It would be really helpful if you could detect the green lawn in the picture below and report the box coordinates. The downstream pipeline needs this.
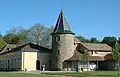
[42,71,119,77]
[0,71,119,77]
[0,72,60,77]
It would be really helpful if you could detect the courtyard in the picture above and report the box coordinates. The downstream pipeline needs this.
[0,71,118,77]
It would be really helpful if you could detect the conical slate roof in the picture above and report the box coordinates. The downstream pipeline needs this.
[52,10,74,35]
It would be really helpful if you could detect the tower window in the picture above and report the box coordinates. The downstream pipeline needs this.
[58,50,60,54]
[56,36,60,41]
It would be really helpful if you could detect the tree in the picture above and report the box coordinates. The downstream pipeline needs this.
[4,27,28,44]
[112,42,120,76]
[27,24,48,45]
[27,24,54,48]
[76,36,90,43]
[17,27,28,44]
[0,33,5,49]
[3,33,15,44]
[0,38,6,49]
[102,37,117,47]
[41,26,54,48]
[3,24,53,48]
[118,37,120,44]
[3,33,20,44]
[82,49,89,71]
[0,33,3,38]
[90,37,100,43]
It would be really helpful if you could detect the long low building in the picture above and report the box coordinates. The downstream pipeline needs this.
[0,43,51,71]
[0,42,113,71]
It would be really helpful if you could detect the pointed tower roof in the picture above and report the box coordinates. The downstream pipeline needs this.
[51,10,74,35]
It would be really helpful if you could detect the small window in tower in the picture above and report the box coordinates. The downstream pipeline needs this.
[58,50,60,54]
[56,36,60,41]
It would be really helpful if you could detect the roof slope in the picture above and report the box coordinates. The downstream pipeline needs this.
[74,37,81,43]
[0,43,51,55]
[80,43,112,51]
[0,44,20,53]
[67,51,111,61]
[52,10,74,35]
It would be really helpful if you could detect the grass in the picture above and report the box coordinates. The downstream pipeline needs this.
[0,72,60,77]
[42,71,119,77]
[0,71,119,77]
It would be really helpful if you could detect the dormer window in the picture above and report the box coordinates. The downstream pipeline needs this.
[95,51,98,54]
[91,51,96,55]
[57,50,60,54]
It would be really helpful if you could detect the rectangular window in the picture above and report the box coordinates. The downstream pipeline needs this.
[56,36,60,41]
[58,50,60,54]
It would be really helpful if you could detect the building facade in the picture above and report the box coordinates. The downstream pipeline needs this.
[0,10,113,71]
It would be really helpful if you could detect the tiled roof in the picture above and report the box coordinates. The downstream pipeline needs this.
[66,51,111,61]
[79,43,112,51]
[0,43,51,55]
[0,44,20,53]
[52,10,74,35]
[74,37,81,43]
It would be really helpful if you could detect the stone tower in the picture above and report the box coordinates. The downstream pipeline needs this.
[51,10,75,70]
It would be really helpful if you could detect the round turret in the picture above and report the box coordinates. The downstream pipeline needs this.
[51,10,75,70]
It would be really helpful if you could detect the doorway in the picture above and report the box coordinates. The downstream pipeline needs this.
[36,60,40,70]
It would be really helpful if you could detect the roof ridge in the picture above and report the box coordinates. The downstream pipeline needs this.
[82,42,108,45]
[78,42,112,51]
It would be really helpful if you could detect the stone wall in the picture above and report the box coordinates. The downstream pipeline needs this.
[51,34,75,70]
